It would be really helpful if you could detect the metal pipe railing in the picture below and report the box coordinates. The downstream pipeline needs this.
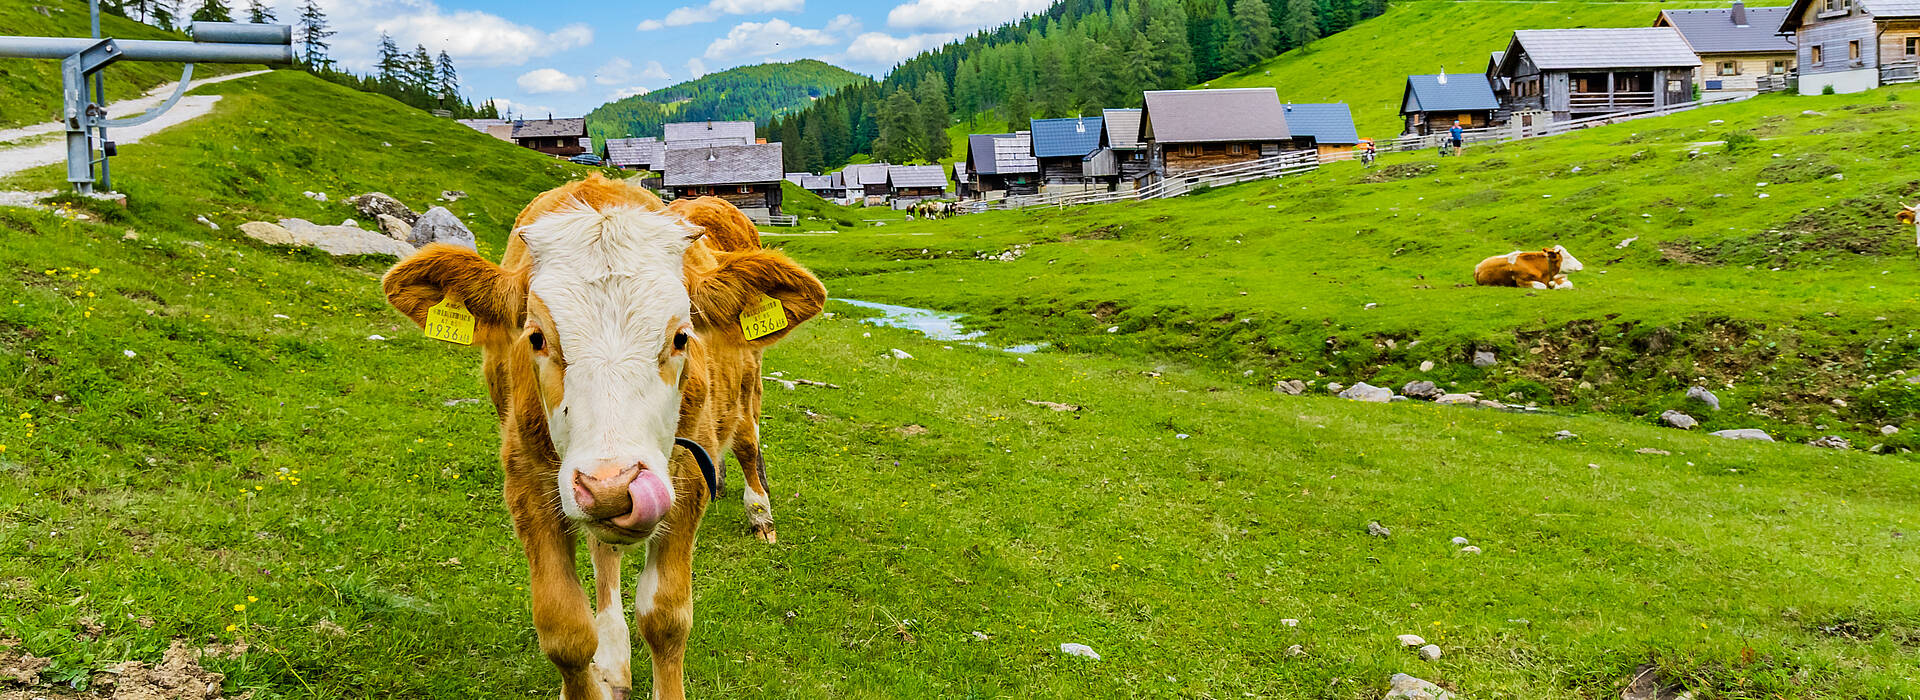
[0,36,292,63]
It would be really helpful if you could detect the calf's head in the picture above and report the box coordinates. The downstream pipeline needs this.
[383,176,824,543]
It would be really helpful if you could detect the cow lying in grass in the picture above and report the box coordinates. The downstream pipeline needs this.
[382,174,825,700]
[1473,245,1582,289]
[1899,202,1918,248]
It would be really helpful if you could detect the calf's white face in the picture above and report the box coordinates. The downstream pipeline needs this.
[519,202,697,544]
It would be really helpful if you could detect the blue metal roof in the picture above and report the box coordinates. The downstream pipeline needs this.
[1279,103,1359,145]
[1028,116,1104,158]
[1402,74,1500,114]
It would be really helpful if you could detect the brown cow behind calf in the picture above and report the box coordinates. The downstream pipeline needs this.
[381,174,825,699]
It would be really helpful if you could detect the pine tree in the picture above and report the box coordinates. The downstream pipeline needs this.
[1145,6,1195,89]
[1190,0,1227,80]
[876,88,921,163]
[190,0,231,23]
[153,0,179,30]
[1280,0,1319,49]
[915,75,951,162]
[435,51,459,100]
[409,45,435,90]
[1227,0,1277,68]
[296,0,333,68]
[1000,82,1029,125]
[1035,42,1070,118]
[375,34,402,83]
[245,0,273,23]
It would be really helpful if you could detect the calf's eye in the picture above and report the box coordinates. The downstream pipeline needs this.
[529,332,545,351]
[672,331,690,351]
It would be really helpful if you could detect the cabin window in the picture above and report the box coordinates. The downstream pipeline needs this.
[1181,145,1199,157]
[1821,0,1848,12]
[1850,40,1862,63]
[1908,37,1918,57]
[737,186,752,194]
[1132,152,1145,161]
[1229,144,1246,155]
[1718,61,1739,76]
[1811,45,1823,66]
[1772,60,1789,74]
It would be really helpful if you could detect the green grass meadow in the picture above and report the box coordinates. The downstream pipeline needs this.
[0,19,1917,700]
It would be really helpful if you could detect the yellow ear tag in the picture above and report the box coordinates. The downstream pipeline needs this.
[424,297,476,345]
[739,294,788,341]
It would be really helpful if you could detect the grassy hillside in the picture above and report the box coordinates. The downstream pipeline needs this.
[4,59,1920,700]
[587,59,868,144]
[1204,0,1722,137]
[0,0,249,129]
[782,86,1920,449]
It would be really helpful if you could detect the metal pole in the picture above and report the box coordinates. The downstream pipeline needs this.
[90,0,109,191]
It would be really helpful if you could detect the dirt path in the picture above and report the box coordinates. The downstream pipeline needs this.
[0,69,270,179]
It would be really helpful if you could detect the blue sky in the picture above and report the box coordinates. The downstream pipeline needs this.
[257,0,1054,118]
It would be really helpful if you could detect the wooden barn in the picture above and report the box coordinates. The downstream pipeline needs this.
[1495,28,1701,122]
[1140,88,1293,178]
[1400,71,1503,135]
[663,120,757,150]
[1657,2,1797,94]
[1100,108,1154,186]
[840,163,893,204]
[963,132,1039,197]
[604,137,664,170]
[886,164,949,202]
[662,143,785,219]
[509,117,588,157]
[1778,0,1920,94]
[1030,115,1114,186]
[799,174,836,198]
[1280,103,1362,159]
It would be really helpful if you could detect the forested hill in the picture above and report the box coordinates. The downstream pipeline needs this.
[586,59,868,142]
[768,0,1386,172]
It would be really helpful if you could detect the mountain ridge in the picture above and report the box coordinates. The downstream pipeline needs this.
[586,59,868,144]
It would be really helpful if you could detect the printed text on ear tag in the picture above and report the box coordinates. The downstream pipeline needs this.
[424,298,476,345]
[740,294,788,341]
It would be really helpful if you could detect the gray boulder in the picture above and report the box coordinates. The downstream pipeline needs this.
[1686,386,1721,411]
[256,218,416,257]
[1808,435,1851,449]
[1274,380,1306,396]
[377,214,413,242]
[1401,380,1442,400]
[1434,393,1475,405]
[1711,428,1775,442]
[1384,673,1454,700]
[347,192,419,225]
[408,206,477,250]
[1338,382,1394,403]
[1472,351,1497,368]
[1660,410,1698,430]
[1883,425,1901,436]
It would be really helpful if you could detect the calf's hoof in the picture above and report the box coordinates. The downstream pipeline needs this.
[751,523,778,544]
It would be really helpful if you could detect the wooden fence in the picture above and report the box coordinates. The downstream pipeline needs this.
[961,150,1322,213]
[1385,93,1753,154]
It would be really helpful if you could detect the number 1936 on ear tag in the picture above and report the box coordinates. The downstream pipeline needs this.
[739,294,787,340]
[424,298,475,345]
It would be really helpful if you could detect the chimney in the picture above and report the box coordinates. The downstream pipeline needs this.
[1437,68,1449,85]
[1731,0,1748,26]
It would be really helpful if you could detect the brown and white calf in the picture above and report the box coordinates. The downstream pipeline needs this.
[382,174,825,699]
[1473,245,1582,289]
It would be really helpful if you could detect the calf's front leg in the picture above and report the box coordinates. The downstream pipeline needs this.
[590,539,633,699]
[636,500,704,699]
[516,506,605,700]
[732,426,777,544]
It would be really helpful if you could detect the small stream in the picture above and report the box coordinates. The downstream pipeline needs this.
[836,298,1047,354]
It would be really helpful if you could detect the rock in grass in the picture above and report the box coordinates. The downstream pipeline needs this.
[1636,447,1672,456]
[1472,351,1497,368]
[1553,430,1579,440]
[1401,381,1442,400]
[1686,386,1721,411]
[272,218,416,257]
[1808,435,1851,449]
[890,349,913,359]
[347,192,419,225]
[1451,536,1469,545]
[1339,383,1394,403]
[1285,644,1305,657]
[1419,644,1443,661]
[1385,673,1454,700]
[1419,360,1435,372]
[409,206,477,250]
[1711,428,1775,441]
[1367,521,1392,538]
[1460,546,1482,554]
[1059,643,1099,660]
[1396,634,1425,647]
[1274,380,1306,396]
[239,221,300,246]
[1327,382,1346,393]
[377,214,413,242]
[1660,410,1698,430]
[1883,425,1902,436]
[1434,393,1475,405]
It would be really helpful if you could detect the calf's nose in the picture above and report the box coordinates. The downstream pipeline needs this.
[573,461,640,515]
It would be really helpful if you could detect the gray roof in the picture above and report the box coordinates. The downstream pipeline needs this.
[1141,88,1290,144]
[800,174,833,190]
[967,133,1009,174]
[1030,116,1104,157]
[1280,103,1360,145]
[888,164,948,188]
[663,120,756,144]
[1504,28,1700,71]
[665,136,754,151]
[456,118,509,133]
[1102,108,1143,149]
[1659,5,1796,54]
[1778,0,1920,31]
[952,160,968,180]
[993,132,1038,173]
[842,162,892,186]
[1402,73,1501,113]
[511,117,587,139]
[662,143,784,187]
[1488,51,1504,72]
[604,137,663,168]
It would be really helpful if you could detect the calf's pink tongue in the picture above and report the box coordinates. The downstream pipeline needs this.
[614,470,672,530]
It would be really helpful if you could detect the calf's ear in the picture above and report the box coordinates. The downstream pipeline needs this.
[382,243,522,333]
[691,249,826,347]
[669,196,762,251]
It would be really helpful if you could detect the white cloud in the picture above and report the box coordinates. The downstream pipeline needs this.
[518,68,584,94]
[685,58,709,78]
[350,1,593,68]
[705,18,841,59]
[638,0,804,30]
[594,58,673,87]
[639,61,671,81]
[824,13,861,33]
[886,0,1051,31]
[610,86,652,100]
[841,31,961,65]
